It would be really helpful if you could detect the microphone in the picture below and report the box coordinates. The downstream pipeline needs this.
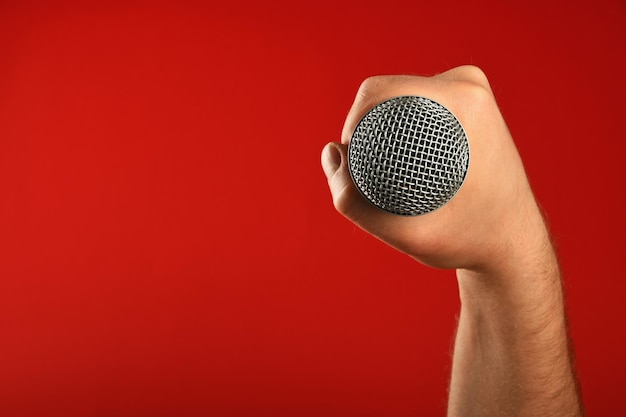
[348,96,470,216]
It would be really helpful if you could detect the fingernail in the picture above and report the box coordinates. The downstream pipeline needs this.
[321,143,342,179]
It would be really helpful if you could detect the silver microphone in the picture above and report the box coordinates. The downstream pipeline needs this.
[348,96,470,216]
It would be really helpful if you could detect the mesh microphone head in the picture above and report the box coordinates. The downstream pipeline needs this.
[348,96,470,216]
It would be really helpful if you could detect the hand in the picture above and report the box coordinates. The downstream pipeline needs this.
[321,65,548,274]
[322,66,585,416]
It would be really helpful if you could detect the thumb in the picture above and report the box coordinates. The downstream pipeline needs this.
[321,142,380,225]
[321,142,343,181]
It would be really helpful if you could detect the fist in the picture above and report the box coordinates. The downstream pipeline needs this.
[322,66,547,273]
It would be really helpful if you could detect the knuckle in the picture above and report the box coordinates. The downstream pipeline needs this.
[332,180,355,216]
[356,75,411,101]
[447,75,495,113]
[332,179,366,224]
[356,76,386,101]
[440,65,493,96]
[456,65,490,88]
[461,79,494,105]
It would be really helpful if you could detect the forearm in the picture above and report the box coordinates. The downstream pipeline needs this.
[448,228,584,416]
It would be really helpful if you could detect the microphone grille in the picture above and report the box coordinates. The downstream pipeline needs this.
[348,96,470,216]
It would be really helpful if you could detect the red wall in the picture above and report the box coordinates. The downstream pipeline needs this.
[1,1,624,415]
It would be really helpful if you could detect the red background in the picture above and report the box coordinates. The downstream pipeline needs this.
[1,1,624,415]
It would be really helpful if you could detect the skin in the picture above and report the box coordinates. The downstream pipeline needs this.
[321,66,585,417]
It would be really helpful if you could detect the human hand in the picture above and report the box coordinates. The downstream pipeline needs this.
[322,66,584,416]
[321,65,550,275]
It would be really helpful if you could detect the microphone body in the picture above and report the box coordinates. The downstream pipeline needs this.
[348,96,470,216]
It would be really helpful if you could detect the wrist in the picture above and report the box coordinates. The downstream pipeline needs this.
[456,218,564,335]
[467,189,556,276]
